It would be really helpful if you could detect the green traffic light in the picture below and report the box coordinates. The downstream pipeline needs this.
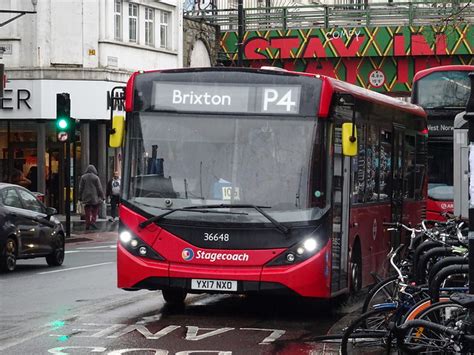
[57,118,69,130]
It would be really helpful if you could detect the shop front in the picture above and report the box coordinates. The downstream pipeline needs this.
[0,79,125,213]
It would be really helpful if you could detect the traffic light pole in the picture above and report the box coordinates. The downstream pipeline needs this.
[56,92,72,237]
[65,141,71,237]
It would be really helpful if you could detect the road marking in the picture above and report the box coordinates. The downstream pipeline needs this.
[65,251,80,254]
[68,250,116,253]
[77,245,116,250]
[38,262,114,274]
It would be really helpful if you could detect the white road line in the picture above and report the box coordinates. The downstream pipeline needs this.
[77,245,116,250]
[37,262,114,274]
[65,251,80,254]
[70,250,116,253]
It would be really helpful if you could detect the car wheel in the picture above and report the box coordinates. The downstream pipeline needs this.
[1,237,17,272]
[46,234,65,266]
[162,288,187,305]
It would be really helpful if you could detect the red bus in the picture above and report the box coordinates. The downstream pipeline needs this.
[113,67,427,304]
[411,65,474,221]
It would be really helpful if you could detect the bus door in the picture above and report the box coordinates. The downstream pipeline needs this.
[391,125,405,246]
[331,125,351,294]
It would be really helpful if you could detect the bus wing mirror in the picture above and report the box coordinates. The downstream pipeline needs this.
[109,115,125,148]
[342,123,358,156]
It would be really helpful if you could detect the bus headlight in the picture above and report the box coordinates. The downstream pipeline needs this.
[266,236,321,266]
[303,238,317,252]
[119,229,165,261]
[119,231,132,243]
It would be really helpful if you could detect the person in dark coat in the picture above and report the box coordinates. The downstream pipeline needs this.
[11,168,32,189]
[78,164,105,230]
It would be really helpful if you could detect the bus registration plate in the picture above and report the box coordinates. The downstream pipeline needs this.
[191,279,238,292]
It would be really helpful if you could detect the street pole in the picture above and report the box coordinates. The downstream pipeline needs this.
[65,141,71,237]
[237,0,244,67]
[466,72,474,293]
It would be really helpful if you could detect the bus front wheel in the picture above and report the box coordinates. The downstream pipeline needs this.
[162,288,187,305]
[350,242,362,293]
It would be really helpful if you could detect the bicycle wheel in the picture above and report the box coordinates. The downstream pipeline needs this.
[397,319,463,354]
[340,307,397,355]
[414,300,466,325]
[362,275,399,313]
[363,276,428,315]
[403,297,450,322]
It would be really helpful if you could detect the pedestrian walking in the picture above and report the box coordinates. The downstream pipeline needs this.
[11,168,32,189]
[78,164,105,230]
[106,171,121,222]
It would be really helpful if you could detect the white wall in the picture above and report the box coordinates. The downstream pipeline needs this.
[0,0,182,73]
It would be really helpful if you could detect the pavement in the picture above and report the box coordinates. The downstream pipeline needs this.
[57,213,119,243]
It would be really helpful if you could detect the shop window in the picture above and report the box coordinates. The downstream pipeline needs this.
[379,129,392,201]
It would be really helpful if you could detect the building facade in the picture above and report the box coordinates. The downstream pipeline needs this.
[0,0,183,212]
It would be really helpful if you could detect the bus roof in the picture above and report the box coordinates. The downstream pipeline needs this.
[126,67,426,118]
[317,74,426,118]
[413,65,474,82]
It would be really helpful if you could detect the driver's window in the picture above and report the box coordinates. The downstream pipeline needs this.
[17,189,44,213]
[1,188,23,209]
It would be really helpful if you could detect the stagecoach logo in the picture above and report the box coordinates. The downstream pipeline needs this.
[182,248,194,261]
[181,248,250,262]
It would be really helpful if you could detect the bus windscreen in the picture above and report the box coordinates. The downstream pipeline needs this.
[415,71,471,109]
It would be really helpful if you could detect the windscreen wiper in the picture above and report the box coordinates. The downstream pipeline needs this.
[138,207,248,229]
[184,204,290,235]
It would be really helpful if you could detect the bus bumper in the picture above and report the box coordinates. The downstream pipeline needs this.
[117,242,331,299]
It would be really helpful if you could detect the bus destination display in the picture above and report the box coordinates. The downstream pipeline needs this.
[152,82,302,114]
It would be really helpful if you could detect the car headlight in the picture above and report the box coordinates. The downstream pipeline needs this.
[266,237,320,266]
[119,229,165,261]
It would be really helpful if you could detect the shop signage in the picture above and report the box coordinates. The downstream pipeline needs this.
[0,88,32,109]
[0,79,124,120]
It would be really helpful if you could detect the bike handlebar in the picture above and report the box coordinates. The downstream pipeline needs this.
[383,221,421,233]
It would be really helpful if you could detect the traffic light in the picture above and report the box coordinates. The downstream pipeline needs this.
[56,93,71,142]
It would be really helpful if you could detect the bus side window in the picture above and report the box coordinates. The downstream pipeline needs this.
[415,133,428,199]
[365,125,379,202]
[352,124,366,204]
[379,129,392,201]
[404,134,416,199]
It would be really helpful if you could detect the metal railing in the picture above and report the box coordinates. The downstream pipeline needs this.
[184,1,474,31]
